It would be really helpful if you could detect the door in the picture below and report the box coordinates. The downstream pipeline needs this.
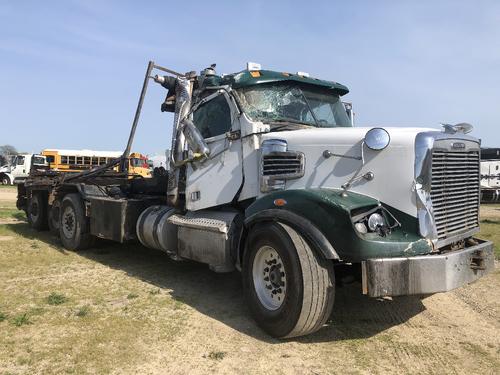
[11,155,27,178]
[185,90,243,211]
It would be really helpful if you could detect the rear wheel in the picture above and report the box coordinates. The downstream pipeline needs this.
[59,193,94,250]
[48,199,61,235]
[27,192,48,230]
[243,222,335,338]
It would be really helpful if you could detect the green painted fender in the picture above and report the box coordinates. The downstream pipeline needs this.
[244,189,432,263]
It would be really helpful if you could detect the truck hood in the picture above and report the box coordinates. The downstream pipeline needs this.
[261,126,439,217]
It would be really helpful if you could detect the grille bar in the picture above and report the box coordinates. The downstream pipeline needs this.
[430,150,480,241]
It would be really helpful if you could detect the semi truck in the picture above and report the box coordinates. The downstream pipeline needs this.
[17,61,494,338]
[0,153,47,185]
[480,148,500,203]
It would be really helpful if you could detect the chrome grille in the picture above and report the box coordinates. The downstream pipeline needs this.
[262,152,304,178]
[430,150,480,241]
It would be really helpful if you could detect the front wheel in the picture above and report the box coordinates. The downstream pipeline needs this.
[1,175,11,185]
[243,222,335,338]
[59,193,94,250]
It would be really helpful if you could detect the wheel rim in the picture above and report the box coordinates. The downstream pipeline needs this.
[252,245,287,311]
[62,206,76,238]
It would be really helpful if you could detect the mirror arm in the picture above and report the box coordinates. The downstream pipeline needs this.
[340,141,372,196]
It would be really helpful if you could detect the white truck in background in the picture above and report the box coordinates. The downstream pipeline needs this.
[481,161,500,202]
[0,154,47,185]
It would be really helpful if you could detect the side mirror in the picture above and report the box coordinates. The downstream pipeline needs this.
[182,119,210,160]
[343,102,354,126]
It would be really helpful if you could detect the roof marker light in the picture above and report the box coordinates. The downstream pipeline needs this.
[247,62,262,71]
[297,71,310,77]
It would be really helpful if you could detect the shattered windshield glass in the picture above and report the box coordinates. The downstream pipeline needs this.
[235,82,351,128]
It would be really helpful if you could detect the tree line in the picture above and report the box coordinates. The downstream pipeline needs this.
[0,145,18,166]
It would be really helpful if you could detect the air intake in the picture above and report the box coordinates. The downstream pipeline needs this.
[260,139,305,192]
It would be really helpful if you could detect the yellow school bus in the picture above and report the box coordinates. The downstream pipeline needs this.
[128,152,151,177]
[42,149,123,172]
[41,149,151,177]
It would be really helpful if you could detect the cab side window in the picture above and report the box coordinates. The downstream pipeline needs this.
[193,94,232,139]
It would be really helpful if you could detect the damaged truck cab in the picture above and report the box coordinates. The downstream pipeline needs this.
[18,61,494,338]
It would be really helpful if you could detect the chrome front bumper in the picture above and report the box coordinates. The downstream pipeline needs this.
[361,239,495,297]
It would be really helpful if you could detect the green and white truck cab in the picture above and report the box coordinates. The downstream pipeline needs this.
[22,61,493,339]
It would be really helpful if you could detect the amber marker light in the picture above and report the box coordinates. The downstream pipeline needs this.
[273,198,287,207]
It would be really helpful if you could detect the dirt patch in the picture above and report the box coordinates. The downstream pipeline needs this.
[0,186,18,202]
[0,218,25,225]
[481,205,500,219]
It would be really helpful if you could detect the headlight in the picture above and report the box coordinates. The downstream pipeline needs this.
[354,222,368,234]
[352,206,399,236]
[367,213,385,231]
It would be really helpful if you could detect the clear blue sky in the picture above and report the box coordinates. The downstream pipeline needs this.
[1,0,499,155]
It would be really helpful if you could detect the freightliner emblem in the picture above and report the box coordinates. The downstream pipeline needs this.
[451,142,466,149]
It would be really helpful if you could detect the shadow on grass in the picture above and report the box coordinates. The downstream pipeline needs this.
[480,219,500,225]
[5,223,68,254]
[6,222,426,343]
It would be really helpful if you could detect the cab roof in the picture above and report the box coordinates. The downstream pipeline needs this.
[218,69,349,96]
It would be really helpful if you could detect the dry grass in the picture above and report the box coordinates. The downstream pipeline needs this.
[479,204,500,258]
[0,220,187,374]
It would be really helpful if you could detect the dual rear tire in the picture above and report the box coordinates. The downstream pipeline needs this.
[59,193,94,250]
[27,192,93,250]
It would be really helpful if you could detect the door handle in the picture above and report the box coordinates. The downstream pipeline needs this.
[226,130,241,141]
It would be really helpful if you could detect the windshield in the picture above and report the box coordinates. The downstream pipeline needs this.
[33,156,46,165]
[235,83,351,128]
[130,158,145,167]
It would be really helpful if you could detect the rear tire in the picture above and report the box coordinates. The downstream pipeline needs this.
[27,192,48,230]
[243,222,335,338]
[59,193,94,250]
[48,199,61,235]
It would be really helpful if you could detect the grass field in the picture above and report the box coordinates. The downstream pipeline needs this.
[0,186,499,374]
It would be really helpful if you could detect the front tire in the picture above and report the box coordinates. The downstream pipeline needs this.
[243,222,335,338]
[59,193,94,250]
[1,175,11,185]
